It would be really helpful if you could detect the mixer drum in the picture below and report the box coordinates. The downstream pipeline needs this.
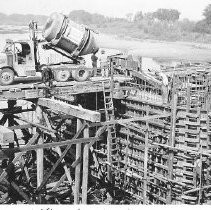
[43,13,99,57]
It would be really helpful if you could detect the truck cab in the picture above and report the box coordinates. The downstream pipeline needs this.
[0,39,37,85]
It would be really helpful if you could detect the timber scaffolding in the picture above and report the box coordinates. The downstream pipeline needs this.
[0,55,211,204]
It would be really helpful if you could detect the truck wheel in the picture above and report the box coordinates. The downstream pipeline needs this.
[54,70,71,82]
[0,68,14,85]
[72,68,90,82]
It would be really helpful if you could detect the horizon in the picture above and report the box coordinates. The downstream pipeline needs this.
[0,0,210,21]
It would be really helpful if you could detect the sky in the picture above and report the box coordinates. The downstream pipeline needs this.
[0,0,210,20]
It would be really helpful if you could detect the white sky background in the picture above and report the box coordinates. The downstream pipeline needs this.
[0,0,210,21]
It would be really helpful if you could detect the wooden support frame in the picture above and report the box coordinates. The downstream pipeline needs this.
[36,112,87,194]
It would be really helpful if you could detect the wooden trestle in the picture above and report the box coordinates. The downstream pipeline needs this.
[0,56,211,204]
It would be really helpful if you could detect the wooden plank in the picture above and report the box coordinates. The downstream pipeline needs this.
[183,137,200,143]
[0,126,14,144]
[184,121,200,126]
[181,195,197,201]
[38,98,100,122]
[82,126,89,204]
[24,89,44,99]
[177,128,200,135]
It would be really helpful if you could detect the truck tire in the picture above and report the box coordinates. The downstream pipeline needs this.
[72,68,90,82]
[0,68,14,85]
[54,69,71,82]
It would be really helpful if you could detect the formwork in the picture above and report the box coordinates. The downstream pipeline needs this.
[111,62,211,204]
[0,55,211,204]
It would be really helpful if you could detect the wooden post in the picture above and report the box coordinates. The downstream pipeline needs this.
[82,125,89,204]
[107,128,112,182]
[74,118,82,204]
[36,105,44,201]
[110,57,114,98]
[37,137,44,188]
[197,107,202,204]
[186,84,191,111]
[143,106,149,204]
[167,80,178,204]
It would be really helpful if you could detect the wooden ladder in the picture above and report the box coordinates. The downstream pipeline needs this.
[102,80,119,182]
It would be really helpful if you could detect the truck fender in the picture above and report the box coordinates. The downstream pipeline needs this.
[1,66,18,76]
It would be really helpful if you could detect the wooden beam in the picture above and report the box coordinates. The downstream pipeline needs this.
[167,88,178,204]
[82,126,89,204]
[74,119,83,204]
[38,98,101,122]
[0,136,100,159]
[184,184,211,195]
[152,142,211,157]
[90,113,170,127]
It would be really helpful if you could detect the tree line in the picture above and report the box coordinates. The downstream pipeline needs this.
[0,4,211,42]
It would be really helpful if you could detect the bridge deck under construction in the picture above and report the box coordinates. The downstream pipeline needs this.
[0,56,211,204]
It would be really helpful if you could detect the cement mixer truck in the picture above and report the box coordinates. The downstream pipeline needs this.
[0,13,100,85]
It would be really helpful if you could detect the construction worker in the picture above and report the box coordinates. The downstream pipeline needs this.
[99,49,108,77]
[91,52,98,76]
[155,71,169,104]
